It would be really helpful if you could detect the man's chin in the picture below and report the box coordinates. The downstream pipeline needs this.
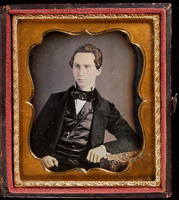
[76,83,88,89]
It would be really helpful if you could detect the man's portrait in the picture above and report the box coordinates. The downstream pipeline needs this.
[1,4,169,197]
[30,32,142,172]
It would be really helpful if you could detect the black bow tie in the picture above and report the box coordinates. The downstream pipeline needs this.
[71,89,95,101]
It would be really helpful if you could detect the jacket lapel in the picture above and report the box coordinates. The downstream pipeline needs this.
[90,90,106,148]
[53,88,72,147]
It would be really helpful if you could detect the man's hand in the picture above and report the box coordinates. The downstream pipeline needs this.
[42,156,58,168]
[86,145,107,163]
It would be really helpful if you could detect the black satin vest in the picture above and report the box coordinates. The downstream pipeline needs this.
[53,97,94,164]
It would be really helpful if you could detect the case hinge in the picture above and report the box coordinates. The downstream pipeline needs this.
[171,93,178,114]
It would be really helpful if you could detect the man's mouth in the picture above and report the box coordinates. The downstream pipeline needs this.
[77,78,87,81]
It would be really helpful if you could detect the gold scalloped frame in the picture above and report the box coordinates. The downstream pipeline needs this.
[12,14,160,187]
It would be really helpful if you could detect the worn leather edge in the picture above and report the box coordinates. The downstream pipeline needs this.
[0,9,9,198]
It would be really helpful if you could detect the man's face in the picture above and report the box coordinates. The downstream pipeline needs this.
[72,52,101,91]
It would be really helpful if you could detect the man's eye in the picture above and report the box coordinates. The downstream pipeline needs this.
[74,64,80,68]
[84,65,91,69]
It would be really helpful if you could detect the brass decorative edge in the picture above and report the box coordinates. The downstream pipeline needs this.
[13,14,158,20]
[153,15,161,187]
[12,15,21,186]
[14,180,158,187]
[12,14,161,187]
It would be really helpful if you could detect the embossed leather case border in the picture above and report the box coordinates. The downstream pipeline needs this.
[0,3,171,198]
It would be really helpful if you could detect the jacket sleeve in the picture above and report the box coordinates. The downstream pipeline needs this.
[30,94,57,158]
[103,103,141,154]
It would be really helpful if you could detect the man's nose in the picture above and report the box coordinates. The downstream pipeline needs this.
[79,66,85,75]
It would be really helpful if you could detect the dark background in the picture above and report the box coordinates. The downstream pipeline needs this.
[0,0,179,199]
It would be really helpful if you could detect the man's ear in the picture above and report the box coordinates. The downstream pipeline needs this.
[96,67,102,76]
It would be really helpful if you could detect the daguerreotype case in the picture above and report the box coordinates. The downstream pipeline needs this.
[0,3,172,198]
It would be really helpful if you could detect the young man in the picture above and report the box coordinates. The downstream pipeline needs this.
[30,44,141,172]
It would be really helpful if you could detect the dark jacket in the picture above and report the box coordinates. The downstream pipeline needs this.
[30,86,140,158]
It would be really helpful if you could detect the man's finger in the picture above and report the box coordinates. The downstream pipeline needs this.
[89,151,95,163]
[47,158,54,167]
[43,160,50,168]
[53,158,58,167]
[86,150,91,161]
[96,156,101,163]
[93,154,97,163]
[88,150,93,162]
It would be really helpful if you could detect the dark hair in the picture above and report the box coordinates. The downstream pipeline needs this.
[69,44,103,69]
